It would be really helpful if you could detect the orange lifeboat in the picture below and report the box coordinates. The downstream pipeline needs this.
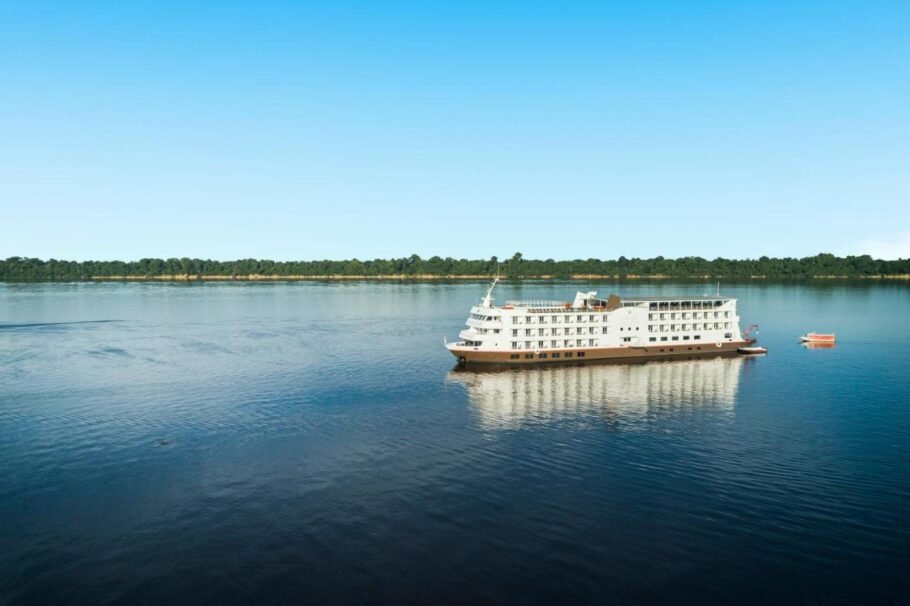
[800,332,836,343]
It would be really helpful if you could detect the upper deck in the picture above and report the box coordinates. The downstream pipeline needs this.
[498,292,734,313]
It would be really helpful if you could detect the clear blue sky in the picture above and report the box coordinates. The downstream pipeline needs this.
[1,1,908,261]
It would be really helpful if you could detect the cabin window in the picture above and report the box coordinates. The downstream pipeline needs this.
[565,352,573,358]
[661,337,668,342]
[539,353,548,359]
[725,332,733,339]
[525,353,534,359]
[683,336,690,340]
[552,353,560,358]
[694,335,701,340]
[577,352,586,358]
[510,354,519,359]
[649,337,656,342]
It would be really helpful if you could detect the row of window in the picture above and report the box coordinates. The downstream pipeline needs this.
[646,332,733,342]
[648,323,731,332]
[511,339,598,349]
[513,314,601,325]
[647,300,727,310]
[648,311,728,320]
[509,351,588,360]
[513,327,603,337]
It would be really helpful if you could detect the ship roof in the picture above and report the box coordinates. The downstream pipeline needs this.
[619,295,733,302]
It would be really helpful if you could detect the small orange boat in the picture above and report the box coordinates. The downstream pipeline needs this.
[800,332,836,343]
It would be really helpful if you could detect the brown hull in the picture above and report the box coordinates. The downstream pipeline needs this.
[448,341,751,365]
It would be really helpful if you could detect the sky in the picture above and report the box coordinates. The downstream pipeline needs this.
[1,1,908,261]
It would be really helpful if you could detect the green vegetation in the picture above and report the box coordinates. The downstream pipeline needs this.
[2,253,909,281]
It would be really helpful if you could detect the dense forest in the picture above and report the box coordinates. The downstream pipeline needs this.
[2,253,909,281]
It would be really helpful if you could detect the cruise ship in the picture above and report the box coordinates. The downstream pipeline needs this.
[445,279,756,365]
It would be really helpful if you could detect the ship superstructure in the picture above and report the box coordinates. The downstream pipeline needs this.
[445,280,753,365]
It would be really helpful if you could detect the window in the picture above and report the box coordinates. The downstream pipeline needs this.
[514,317,522,325]
[577,352,586,358]
[683,335,690,340]
[694,335,701,340]
[566,352,573,358]
[511,342,518,349]
[589,339,595,346]
[539,353,548,359]
[672,336,679,341]
[622,337,632,342]
[552,353,560,358]
[525,353,534,359]
[671,324,678,331]
[649,337,656,342]
[576,339,583,346]
[564,340,571,347]
[510,354,519,359]
[648,313,656,320]
[539,328,545,336]
[724,322,730,329]
[660,313,667,320]
[661,336,668,341]
[724,332,733,339]
[512,329,518,337]
[551,340,558,347]
[552,315,559,323]
[602,327,608,334]
[589,315,596,322]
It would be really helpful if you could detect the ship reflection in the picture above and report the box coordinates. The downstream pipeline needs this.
[447,356,746,430]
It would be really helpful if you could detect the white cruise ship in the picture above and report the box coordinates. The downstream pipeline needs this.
[445,279,755,365]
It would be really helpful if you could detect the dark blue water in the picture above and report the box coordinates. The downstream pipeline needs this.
[1,281,908,605]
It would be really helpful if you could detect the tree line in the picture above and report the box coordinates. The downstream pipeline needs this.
[1,253,908,281]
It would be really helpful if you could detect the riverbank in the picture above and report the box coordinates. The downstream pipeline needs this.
[61,273,910,281]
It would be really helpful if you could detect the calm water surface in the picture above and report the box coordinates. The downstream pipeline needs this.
[1,281,908,605]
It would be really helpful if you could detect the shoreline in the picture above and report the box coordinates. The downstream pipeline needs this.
[61,273,910,281]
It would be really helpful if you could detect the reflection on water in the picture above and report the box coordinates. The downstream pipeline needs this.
[448,355,746,430]
[802,341,837,350]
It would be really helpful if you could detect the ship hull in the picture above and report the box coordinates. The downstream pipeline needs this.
[447,340,752,365]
